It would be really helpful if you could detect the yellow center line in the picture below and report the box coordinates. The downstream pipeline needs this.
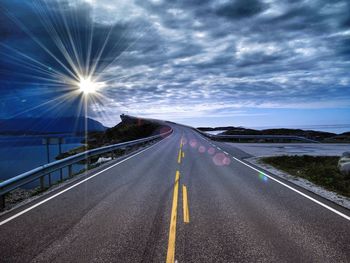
[182,185,190,223]
[166,171,180,263]
[177,148,182,164]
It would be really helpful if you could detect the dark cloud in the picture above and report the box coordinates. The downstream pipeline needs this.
[0,0,349,122]
[236,53,281,67]
[215,0,268,20]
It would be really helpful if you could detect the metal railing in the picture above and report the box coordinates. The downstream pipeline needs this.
[0,128,172,209]
[195,129,319,143]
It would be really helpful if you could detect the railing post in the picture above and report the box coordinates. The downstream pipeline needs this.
[48,174,52,187]
[58,140,63,181]
[40,176,45,191]
[0,194,5,210]
[68,165,73,178]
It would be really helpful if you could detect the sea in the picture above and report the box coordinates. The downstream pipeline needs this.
[0,135,84,188]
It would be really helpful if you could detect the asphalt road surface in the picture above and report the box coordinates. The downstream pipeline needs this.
[0,124,349,262]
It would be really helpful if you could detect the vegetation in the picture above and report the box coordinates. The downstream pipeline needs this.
[56,115,169,160]
[261,155,350,197]
[87,116,162,148]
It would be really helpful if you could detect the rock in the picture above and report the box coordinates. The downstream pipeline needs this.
[6,188,35,205]
[97,157,112,164]
[338,152,350,176]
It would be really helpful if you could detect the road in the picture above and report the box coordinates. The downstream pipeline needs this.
[0,124,349,262]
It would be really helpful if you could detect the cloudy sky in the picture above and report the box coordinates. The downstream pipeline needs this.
[0,0,349,131]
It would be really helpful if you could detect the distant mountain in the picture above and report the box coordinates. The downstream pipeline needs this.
[199,126,350,143]
[0,117,106,135]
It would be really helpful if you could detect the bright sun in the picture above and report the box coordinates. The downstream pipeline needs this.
[78,77,96,94]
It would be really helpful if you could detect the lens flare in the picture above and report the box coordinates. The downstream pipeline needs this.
[79,77,96,94]
[208,147,215,155]
[258,172,268,182]
[189,139,198,148]
[213,153,230,166]
[198,145,206,153]
[76,75,106,95]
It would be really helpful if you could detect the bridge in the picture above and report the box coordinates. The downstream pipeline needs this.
[0,122,349,262]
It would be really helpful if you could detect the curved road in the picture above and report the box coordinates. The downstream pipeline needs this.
[0,124,349,262]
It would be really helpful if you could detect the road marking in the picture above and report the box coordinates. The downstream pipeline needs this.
[177,149,182,164]
[203,140,350,222]
[182,152,185,158]
[166,170,180,263]
[182,185,190,223]
[0,136,171,226]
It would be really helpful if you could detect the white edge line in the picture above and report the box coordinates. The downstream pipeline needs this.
[199,135,350,221]
[0,135,171,226]
[230,155,350,221]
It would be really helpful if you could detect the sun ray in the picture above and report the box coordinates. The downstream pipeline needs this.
[0,43,70,81]
[0,0,153,128]
[1,5,79,80]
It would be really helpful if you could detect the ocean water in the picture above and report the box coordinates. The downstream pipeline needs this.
[0,136,84,188]
[206,130,227,135]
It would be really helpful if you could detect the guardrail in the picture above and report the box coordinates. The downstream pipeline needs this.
[196,130,319,143]
[0,128,172,209]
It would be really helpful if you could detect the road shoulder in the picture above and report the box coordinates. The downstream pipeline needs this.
[246,156,350,210]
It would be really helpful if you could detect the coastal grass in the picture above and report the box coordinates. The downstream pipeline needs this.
[261,155,350,197]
